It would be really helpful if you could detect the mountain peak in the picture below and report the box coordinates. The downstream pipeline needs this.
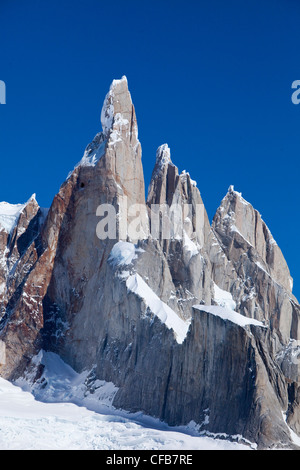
[224,185,250,206]
[214,184,293,293]
[27,193,37,204]
[72,76,138,174]
[227,185,243,198]
[100,76,132,137]
[155,144,172,167]
[111,75,128,88]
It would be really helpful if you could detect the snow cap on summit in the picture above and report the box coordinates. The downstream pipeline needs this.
[155,144,171,167]
[100,76,130,136]
[111,75,128,87]
[0,194,38,234]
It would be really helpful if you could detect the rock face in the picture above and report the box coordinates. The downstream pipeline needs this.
[0,76,300,449]
[0,195,48,377]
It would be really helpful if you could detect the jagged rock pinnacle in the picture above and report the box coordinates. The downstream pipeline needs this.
[100,76,133,137]
[155,144,171,167]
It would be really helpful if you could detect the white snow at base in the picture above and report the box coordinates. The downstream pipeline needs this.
[1,351,251,450]
[193,305,266,329]
[126,273,190,344]
[15,350,118,409]
[213,283,236,311]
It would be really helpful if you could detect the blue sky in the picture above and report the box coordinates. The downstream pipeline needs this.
[0,0,300,297]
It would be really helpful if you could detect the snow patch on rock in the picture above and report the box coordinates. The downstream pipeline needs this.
[193,304,266,329]
[0,194,36,234]
[126,272,190,344]
[213,283,236,311]
[108,241,144,267]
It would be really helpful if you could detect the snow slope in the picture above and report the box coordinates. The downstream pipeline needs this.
[193,305,266,328]
[213,283,236,311]
[0,201,26,233]
[108,241,190,344]
[0,351,252,450]
[109,241,140,267]
[126,273,190,345]
[0,194,37,233]
[195,283,266,329]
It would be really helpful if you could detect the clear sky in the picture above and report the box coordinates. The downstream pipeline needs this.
[1,0,300,298]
